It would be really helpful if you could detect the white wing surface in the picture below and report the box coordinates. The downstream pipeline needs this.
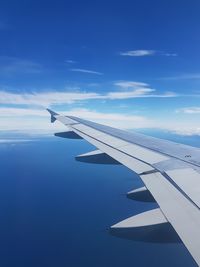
[47,109,200,266]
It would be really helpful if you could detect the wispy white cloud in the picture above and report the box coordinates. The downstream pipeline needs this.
[114,81,149,88]
[0,90,100,106]
[120,50,155,57]
[108,89,176,99]
[70,68,103,75]
[0,84,177,107]
[107,88,154,99]
[120,50,177,57]
[112,80,177,98]
[176,107,200,114]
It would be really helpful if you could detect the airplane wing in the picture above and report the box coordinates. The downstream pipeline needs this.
[47,108,200,266]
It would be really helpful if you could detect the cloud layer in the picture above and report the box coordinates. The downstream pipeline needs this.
[1,106,200,137]
[0,82,176,106]
[0,107,153,134]
[1,81,199,137]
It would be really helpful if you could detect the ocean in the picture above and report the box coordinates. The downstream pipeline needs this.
[0,131,198,267]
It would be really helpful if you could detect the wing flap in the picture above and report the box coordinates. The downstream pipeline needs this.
[141,171,200,265]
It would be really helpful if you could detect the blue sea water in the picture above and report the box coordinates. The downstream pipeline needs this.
[0,132,198,267]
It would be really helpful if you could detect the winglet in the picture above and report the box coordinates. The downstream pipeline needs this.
[46,108,58,123]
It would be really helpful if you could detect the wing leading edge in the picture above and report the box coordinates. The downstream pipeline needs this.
[47,109,200,266]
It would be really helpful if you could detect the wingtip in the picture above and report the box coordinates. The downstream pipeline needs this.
[46,108,58,116]
[46,108,59,123]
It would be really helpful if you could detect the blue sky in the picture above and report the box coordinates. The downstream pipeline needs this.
[1,0,200,136]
